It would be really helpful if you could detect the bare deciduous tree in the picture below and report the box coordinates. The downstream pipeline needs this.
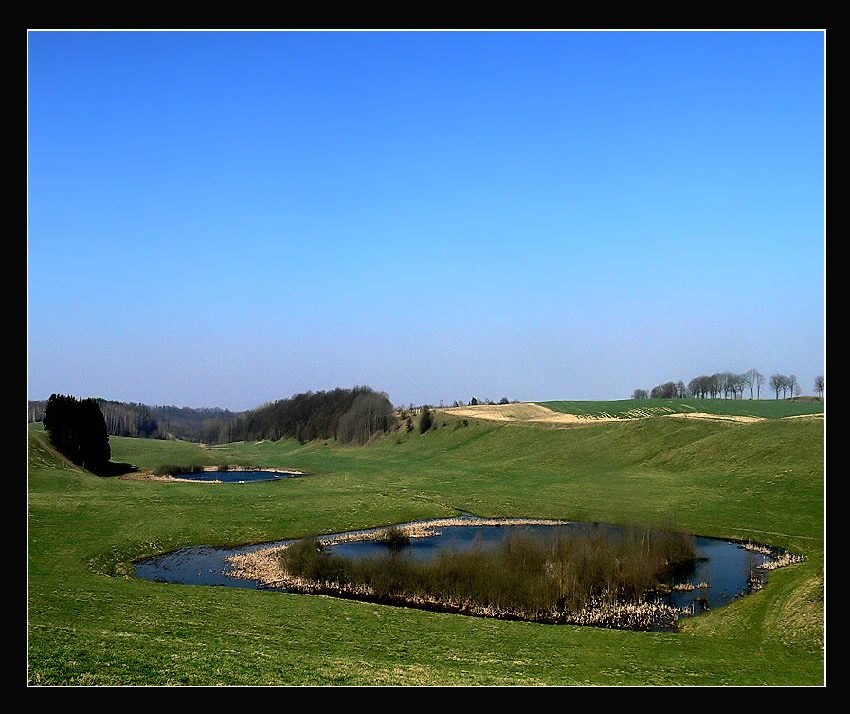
[770,374,787,399]
[636,368,815,402]
[746,369,765,399]
[788,375,798,399]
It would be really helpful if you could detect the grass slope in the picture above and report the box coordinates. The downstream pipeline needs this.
[537,397,824,420]
[27,412,825,686]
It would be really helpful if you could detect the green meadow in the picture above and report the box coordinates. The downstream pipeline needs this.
[27,403,825,686]
[538,397,825,420]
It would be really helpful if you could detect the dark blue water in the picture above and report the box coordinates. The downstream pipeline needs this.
[325,523,771,612]
[174,470,298,483]
[133,518,782,619]
[133,542,269,586]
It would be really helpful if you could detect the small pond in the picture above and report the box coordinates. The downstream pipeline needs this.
[133,516,800,629]
[170,470,300,483]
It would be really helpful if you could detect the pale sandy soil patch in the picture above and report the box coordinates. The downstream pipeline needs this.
[662,412,763,423]
[442,403,794,425]
[442,403,617,425]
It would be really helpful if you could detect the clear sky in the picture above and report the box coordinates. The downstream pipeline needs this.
[27,30,825,411]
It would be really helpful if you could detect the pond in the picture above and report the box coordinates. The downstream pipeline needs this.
[133,516,801,630]
[167,470,300,483]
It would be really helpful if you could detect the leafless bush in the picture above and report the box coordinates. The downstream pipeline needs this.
[278,525,697,622]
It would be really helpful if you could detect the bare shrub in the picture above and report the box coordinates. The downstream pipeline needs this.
[277,524,697,623]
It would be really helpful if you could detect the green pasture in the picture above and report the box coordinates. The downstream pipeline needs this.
[27,408,825,685]
[538,397,824,420]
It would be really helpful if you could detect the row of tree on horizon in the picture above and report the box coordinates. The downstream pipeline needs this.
[29,370,825,446]
[633,371,825,401]
[30,387,398,445]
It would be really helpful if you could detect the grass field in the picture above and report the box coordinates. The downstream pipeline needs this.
[537,397,825,420]
[27,402,825,686]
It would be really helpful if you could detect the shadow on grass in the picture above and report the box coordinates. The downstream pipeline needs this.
[92,461,138,477]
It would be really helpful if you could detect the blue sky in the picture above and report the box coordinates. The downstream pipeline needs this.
[27,30,825,410]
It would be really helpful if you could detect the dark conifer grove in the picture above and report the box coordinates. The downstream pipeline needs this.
[42,394,111,471]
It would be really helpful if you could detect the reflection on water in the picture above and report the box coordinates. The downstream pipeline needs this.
[170,470,299,483]
[324,522,775,613]
[133,517,792,622]
[133,543,267,587]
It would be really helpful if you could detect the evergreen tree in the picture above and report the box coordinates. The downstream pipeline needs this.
[44,394,111,471]
[419,405,433,433]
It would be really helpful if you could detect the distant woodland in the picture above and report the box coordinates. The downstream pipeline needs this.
[29,386,397,446]
[30,371,824,450]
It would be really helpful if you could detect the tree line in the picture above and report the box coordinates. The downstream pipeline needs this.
[29,398,238,442]
[30,386,397,446]
[632,370,825,401]
[225,386,396,445]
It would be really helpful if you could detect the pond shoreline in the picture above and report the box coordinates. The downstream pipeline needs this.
[225,516,805,631]
[119,465,306,483]
[251,577,692,631]
[133,516,805,632]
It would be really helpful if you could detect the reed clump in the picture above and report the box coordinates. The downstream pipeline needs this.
[380,525,411,552]
[278,524,697,629]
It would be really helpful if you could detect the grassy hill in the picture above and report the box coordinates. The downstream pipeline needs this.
[537,397,824,420]
[27,406,825,685]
